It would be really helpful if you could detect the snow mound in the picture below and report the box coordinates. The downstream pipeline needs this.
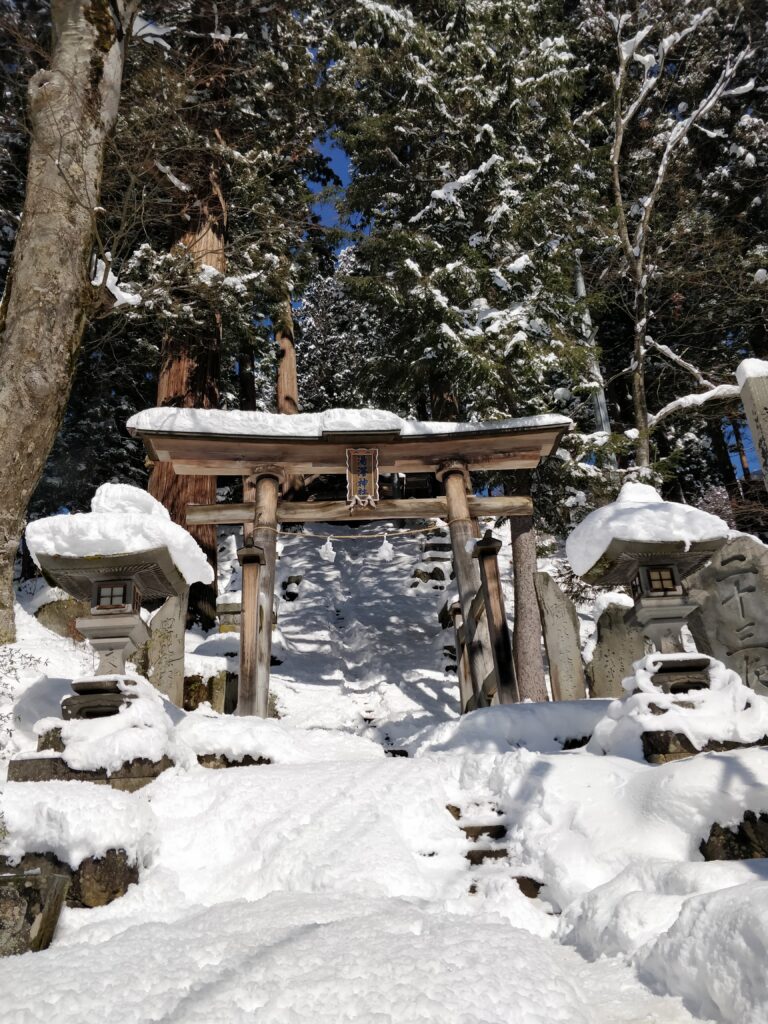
[176,706,386,764]
[587,655,768,760]
[0,780,155,869]
[638,880,768,1023]
[90,482,170,520]
[407,700,612,756]
[566,482,729,577]
[25,483,213,586]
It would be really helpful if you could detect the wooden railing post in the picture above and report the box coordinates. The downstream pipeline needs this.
[236,541,265,717]
[437,460,487,710]
[449,600,474,712]
[473,530,519,704]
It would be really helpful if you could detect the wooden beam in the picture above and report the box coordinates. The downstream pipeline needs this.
[186,495,533,526]
[171,455,542,476]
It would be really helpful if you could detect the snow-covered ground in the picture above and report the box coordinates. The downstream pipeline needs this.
[1,522,767,1023]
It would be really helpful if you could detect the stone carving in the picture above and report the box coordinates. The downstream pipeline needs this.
[146,593,189,706]
[533,572,586,700]
[589,602,645,698]
[686,535,768,695]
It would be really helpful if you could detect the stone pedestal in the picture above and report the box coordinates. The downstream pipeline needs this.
[76,613,149,675]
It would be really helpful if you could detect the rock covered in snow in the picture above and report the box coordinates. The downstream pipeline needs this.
[565,482,730,578]
[25,483,213,586]
[0,780,155,869]
[587,654,768,760]
[176,706,386,764]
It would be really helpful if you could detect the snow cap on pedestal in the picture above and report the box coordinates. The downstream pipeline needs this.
[565,482,730,581]
[25,483,213,586]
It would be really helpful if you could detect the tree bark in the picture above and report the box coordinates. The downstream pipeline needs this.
[275,297,304,497]
[275,299,299,415]
[148,215,224,630]
[0,0,138,643]
[507,473,547,702]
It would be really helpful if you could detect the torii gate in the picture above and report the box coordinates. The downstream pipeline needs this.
[127,408,571,716]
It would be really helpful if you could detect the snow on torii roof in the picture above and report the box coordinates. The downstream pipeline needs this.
[126,407,572,476]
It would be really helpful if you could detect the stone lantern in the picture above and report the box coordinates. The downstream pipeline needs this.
[567,483,730,693]
[35,547,188,718]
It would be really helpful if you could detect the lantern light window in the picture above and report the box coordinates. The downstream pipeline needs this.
[97,583,126,607]
[647,567,677,593]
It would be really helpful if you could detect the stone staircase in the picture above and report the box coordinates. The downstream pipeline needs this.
[446,802,544,899]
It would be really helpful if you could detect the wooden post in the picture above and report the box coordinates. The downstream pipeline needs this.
[235,542,265,717]
[737,359,768,493]
[473,530,518,704]
[450,601,473,712]
[437,460,487,710]
[238,467,282,717]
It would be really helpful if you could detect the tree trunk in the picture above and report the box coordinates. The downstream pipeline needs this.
[0,0,138,643]
[574,252,614,445]
[631,282,651,468]
[148,215,224,630]
[275,299,299,415]
[275,297,304,496]
[508,474,547,701]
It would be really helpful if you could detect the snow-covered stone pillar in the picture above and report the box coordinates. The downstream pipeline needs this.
[737,359,768,494]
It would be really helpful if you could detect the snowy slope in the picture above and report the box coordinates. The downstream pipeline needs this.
[1,522,767,1023]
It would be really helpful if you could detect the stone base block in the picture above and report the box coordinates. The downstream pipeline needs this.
[641,731,768,765]
[0,850,137,910]
[7,754,174,791]
[0,870,69,956]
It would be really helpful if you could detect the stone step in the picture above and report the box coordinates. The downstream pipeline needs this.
[465,847,508,867]
[460,823,507,841]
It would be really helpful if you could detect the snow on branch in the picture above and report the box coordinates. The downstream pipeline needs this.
[648,383,740,428]
[635,44,754,252]
[410,156,503,223]
[646,338,714,389]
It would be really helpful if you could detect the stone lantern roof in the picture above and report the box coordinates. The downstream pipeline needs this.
[35,546,188,604]
[566,482,730,586]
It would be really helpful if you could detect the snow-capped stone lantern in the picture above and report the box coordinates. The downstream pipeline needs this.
[25,484,213,716]
[566,483,730,690]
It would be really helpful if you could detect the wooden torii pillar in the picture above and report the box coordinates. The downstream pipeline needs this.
[237,465,283,717]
